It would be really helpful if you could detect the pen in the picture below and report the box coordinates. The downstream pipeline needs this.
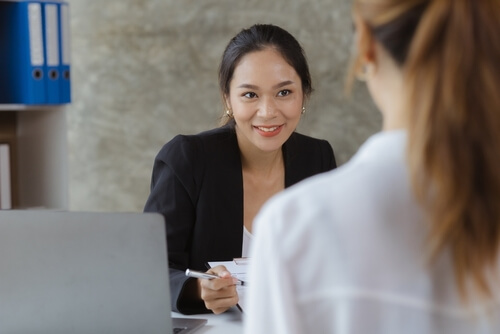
[185,269,246,286]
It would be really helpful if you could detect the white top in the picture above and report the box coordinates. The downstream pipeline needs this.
[245,130,500,334]
[242,226,253,258]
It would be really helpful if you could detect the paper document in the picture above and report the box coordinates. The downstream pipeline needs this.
[0,144,12,209]
[207,258,249,312]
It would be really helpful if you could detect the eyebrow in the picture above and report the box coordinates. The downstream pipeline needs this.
[236,80,295,90]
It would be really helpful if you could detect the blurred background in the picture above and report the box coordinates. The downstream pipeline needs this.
[67,0,381,212]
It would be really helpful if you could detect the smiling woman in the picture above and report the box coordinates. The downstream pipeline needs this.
[227,48,303,153]
[143,23,337,315]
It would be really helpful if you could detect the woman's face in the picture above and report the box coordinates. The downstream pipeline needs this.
[225,48,304,154]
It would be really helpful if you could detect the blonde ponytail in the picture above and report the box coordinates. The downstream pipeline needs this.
[351,0,500,301]
[405,0,500,299]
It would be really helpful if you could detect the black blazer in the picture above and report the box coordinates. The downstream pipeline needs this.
[144,125,336,314]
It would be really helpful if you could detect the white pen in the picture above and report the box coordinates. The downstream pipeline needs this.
[185,268,246,286]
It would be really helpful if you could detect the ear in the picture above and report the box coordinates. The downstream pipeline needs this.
[353,13,377,65]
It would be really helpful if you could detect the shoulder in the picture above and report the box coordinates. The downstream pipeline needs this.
[283,132,336,178]
[156,126,236,162]
[257,171,336,232]
[287,132,332,150]
[253,160,374,270]
[285,132,334,161]
[252,171,338,270]
[194,125,236,145]
[257,131,410,241]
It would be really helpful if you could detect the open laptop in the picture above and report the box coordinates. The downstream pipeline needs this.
[0,210,207,334]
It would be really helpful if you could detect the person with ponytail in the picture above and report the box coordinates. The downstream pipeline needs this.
[245,1,500,333]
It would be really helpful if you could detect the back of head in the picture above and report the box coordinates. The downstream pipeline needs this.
[352,0,500,301]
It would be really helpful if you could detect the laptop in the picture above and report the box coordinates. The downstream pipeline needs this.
[0,210,207,334]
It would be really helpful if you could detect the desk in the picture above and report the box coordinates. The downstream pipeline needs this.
[172,307,243,334]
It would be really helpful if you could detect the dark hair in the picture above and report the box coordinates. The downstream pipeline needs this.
[219,24,312,101]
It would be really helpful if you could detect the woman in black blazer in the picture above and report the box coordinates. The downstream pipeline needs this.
[144,24,336,315]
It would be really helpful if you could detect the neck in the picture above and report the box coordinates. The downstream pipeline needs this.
[382,104,406,131]
[236,130,283,176]
[378,64,406,131]
[241,146,283,176]
[369,42,408,132]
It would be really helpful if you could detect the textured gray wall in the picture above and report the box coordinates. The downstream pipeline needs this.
[67,0,381,212]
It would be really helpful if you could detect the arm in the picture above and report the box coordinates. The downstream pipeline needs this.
[144,136,208,314]
[144,134,240,314]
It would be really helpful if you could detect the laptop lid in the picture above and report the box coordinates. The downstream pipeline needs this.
[0,210,206,334]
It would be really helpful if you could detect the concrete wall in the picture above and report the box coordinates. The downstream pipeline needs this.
[67,0,381,211]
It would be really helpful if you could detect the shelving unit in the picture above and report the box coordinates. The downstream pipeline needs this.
[0,0,71,210]
[0,106,68,210]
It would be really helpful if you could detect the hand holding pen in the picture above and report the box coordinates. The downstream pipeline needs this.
[185,265,241,314]
[185,269,246,286]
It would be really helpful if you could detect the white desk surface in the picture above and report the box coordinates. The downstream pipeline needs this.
[172,307,243,334]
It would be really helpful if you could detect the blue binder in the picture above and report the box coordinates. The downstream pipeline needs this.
[0,1,46,104]
[42,2,60,104]
[58,1,71,103]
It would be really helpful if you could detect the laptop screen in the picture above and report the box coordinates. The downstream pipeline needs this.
[0,210,205,334]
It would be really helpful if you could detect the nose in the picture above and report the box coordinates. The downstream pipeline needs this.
[257,96,277,119]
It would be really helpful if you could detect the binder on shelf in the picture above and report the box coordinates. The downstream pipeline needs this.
[58,1,71,103]
[0,143,12,210]
[42,2,60,104]
[0,1,46,105]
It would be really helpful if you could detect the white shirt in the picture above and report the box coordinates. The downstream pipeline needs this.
[245,130,500,334]
[242,225,253,258]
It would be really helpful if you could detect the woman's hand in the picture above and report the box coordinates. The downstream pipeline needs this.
[198,265,239,314]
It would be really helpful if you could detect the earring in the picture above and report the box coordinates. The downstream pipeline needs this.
[301,107,306,115]
[226,109,233,118]
[356,63,373,82]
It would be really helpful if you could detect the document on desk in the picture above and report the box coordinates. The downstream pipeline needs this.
[207,258,249,313]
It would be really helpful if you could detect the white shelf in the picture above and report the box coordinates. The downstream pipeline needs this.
[0,104,66,111]
[0,107,68,210]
